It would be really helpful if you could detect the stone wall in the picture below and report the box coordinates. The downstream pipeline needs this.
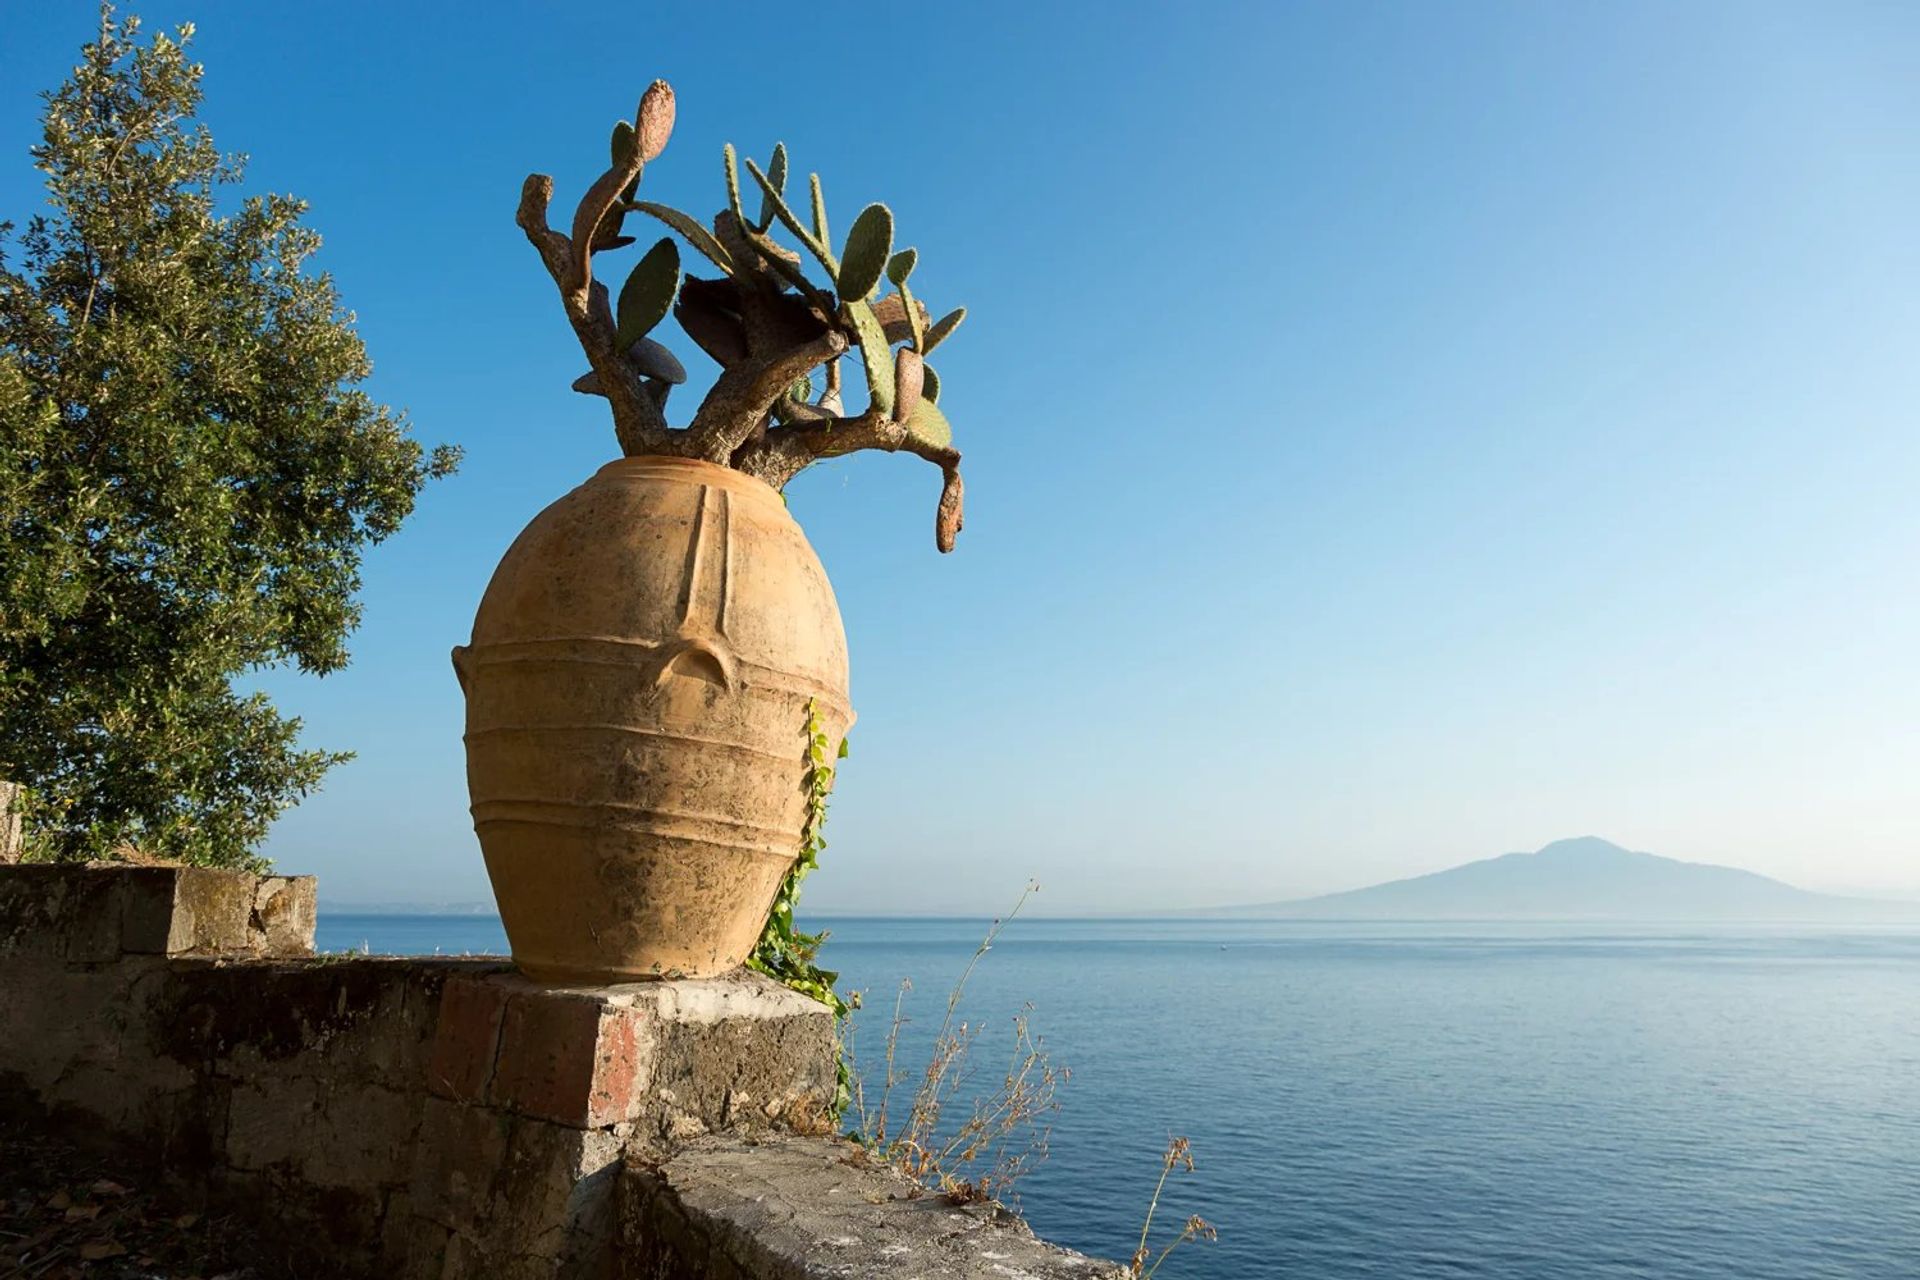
[0,781,22,864]
[617,1137,1122,1279]
[0,865,1117,1278]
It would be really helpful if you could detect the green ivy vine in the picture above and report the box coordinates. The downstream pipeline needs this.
[749,697,854,1114]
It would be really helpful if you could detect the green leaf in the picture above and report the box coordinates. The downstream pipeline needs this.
[836,203,893,302]
[842,299,895,417]
[922,306,966,354]
[631,201,734,274]
[616,238,681,347]
[922,363,941,405]
[837,737,850,759]
[886,248,917,285]
[903,397,952,449]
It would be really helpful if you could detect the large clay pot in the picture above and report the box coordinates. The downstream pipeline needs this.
[453,456,852,982]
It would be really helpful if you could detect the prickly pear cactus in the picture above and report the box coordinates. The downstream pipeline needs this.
[616,238,681,347]
[516,83,970,553]
[836,204,893,302]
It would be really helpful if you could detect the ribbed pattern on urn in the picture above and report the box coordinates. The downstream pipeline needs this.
[456,457,852,981]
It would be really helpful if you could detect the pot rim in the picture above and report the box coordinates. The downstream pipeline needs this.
[592,454,784,508]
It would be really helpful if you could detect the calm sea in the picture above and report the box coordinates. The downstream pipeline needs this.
[315,914,1920,1279]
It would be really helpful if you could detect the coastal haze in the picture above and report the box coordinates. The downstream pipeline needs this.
[1217,836,1920,921]
[323,835,1920,922]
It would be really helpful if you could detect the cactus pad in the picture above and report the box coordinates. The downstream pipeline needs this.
[923,306,966,353]
[843,299,895,417]
[757,142,789,232]
[903,397,952,449]
[809,174,829,247]
[836,204,894,302]
[615,237,681,347]
[894,347,925,422]
[896,279,926,350]
[743,157,839,279]
[632,201,734,274]
[636,80,675,161]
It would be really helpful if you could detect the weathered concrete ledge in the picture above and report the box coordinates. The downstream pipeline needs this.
[0,861,317,960]
[619,1136,1124,1279]
[0,865,1117,1278]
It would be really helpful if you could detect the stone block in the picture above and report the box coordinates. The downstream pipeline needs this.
[437,1229,481,1279]
[0,954,120,1091]
[627,973,837,1142]
[149,1076,234,1169]
[619,1136,1125,1279]
[399,1215,454,1280]
[227,1071,419,1188]
[0,865,318,962]
[0,866,70,957]
[476,970,836,1134]
[492,988,649,1129]
[157,868,317,956]
[118,867,193,954]
[170,867,255,952]
[0,780,20,864]
[159,957,481,1092]
[427,973,513,1104]
[490,1115,627,1272]
[376,1188,421,1277]
[227,1074,322,1172]
[68,869,141,961]
[302,1082,422,1188]
[252,875,317,954]
[410,1096,511,1227]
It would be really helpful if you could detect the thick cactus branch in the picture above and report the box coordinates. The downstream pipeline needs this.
[516,176,571,280]
[516,98,673,451]
[688,330,849,462]
[820,358,843,413]
[566,83,670,295]
[719,209,835,313]
[733,409,965,551]
[935,464,964,553]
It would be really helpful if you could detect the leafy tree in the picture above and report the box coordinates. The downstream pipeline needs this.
[0,9,458,870]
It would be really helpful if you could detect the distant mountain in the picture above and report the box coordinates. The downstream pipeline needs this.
[1219,837,1920,921]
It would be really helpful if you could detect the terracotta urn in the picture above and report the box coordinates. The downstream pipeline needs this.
[453,456,852,982]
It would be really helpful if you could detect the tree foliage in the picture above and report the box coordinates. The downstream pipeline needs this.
[0,9,458,869]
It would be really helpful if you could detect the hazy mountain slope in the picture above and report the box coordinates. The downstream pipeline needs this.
[1226,837,1920,920]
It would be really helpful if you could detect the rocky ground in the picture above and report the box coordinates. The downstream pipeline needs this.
[0,1123,259,1280]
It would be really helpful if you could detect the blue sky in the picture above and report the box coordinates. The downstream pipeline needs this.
[5,2,1917,911]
